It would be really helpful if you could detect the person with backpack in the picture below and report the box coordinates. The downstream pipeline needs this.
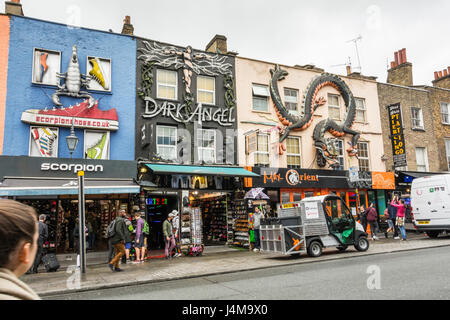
[366,202,379,240]
[108,209,128,272]
[133,212,145,263]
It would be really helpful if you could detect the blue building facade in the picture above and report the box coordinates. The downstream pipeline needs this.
[3,15,136,160]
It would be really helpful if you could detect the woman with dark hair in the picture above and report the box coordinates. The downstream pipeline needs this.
[0,199,41,300]
[391,196,407,241]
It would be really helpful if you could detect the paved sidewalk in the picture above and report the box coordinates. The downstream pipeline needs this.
[23,233,450,298]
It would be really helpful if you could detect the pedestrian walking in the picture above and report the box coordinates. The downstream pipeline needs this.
[387,197,400,239]
[171,210,182,258]
[391,196,407,241]
[108,209,128,272]
[359,205,368,232]
[384,208,394,233]
[123,213,133,264]
[0,199,41,300]
[366,203,379,240]
[163,213,176,259]
[253,206,265,252]
[30,214,48,274]
[133,212,145,263]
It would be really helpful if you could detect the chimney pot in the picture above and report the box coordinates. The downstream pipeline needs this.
[402,49,407,63]
[390,61,395,69]
[444,69,449,77]
[346,65,351,75]
[394,51,399,66]
[438,71,443,78]
[435,71,439,80]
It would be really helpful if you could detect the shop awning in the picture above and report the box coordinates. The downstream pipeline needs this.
[0,178,142,196]
[397,171,447,179]
[145,164,259,177]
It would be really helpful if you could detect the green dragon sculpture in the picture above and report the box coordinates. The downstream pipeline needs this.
[269,64,360,168]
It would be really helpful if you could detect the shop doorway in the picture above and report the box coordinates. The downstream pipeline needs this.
[145,194,178,250]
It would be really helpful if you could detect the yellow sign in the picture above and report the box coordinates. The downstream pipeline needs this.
[77,171,85,176]
[282,203,294,209]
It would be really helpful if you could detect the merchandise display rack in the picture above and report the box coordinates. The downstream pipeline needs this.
[192,195,229,245]
[230,192,249,248]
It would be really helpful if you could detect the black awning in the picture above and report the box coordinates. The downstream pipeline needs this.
[397,171,446,179]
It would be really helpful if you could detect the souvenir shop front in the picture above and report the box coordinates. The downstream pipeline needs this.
[0,156,141,254]
[138,163,259,252]
[244,167,396,217]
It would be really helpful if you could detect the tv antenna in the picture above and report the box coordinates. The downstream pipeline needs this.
[347,35,362,72]
[329,56,352,68]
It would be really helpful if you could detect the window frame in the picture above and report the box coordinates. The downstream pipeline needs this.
[156,125,178,161]
[197,128,216,164]
[336,139,345,170]
[441,102,450,125]
[286,136,302,168]
[445,138,450,171]
[328,93,341,120]
[415,147,429,172]
[197,75,216,106]
[254,133,270,167]
[284,87,299,114]
[252,84,270,112]
[357,141,370,172]
[410,107,424,130]
[156,69,178,101]
[355,97,367,123]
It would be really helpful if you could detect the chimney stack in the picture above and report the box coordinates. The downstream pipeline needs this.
[346,65,351,76]
[121,15,134,35]
[432,66,450,89]
[387,48,413,86]
[205,35,228,54]
[5,0,24,16]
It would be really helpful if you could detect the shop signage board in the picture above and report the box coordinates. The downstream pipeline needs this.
[250,167,350,189]
[387,103,407,168]
[0,156,137,180]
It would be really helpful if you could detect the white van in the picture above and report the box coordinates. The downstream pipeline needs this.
[411,174,450,238]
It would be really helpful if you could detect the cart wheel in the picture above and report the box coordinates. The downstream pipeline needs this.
[337,245,348,252]
[355,236,369,252]
[307,241,323,257]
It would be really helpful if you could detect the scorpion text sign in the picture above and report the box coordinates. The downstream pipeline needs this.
[387,103,407,168]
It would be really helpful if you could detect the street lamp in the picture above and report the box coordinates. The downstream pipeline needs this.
[66,118,79,158]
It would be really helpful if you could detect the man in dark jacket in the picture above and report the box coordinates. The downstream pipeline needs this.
[366,203,379,240]
[31,214,48,273]
[108,209,128,272]
[387,198,399,239]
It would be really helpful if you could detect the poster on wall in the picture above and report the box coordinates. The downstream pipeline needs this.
[32,48,61,86]
[29,126,59,158]
[84,131,110,160]
[387,103,407,168]
[304,201,319,220]
[86,56,111,92]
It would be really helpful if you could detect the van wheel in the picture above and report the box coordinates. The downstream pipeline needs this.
[307,241,323,257]
[355,236,369,252]
[426,231,440,238]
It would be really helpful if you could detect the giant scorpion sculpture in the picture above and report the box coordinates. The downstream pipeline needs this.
[52,45,95,108]
[270,64,360,168]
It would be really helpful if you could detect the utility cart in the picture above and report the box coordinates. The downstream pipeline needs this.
[260,195,369,257]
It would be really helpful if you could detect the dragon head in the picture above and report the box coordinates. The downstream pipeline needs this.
[270,64,288,81]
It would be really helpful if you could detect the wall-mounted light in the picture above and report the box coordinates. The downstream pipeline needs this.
[140,167,148,174]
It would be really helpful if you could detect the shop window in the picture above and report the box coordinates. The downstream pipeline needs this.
[29,126,59,158]
[293,192,302,202]
[328,94,340,120]
[415,147,429,172]
[86,56,112,92]
[286,136,301,168]
[411,107,424,129]
[252,84,270,112]
[284,88,299,114]
[348,191,358,214]
[358,191,367,209]
[157,125,177,160]
[197,129,216,163]
[157,69,177,100]
[197,76,215,105]
[84,130,110,160]
[357,142,370,172]
[304,191,314,199]
[355,98,366,123]
[32,48,61,86]
[255,133,269,167]
[281,192,290,203]
[441,102,450,125]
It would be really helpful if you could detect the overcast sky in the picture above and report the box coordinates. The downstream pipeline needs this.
[2,0,449,86]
